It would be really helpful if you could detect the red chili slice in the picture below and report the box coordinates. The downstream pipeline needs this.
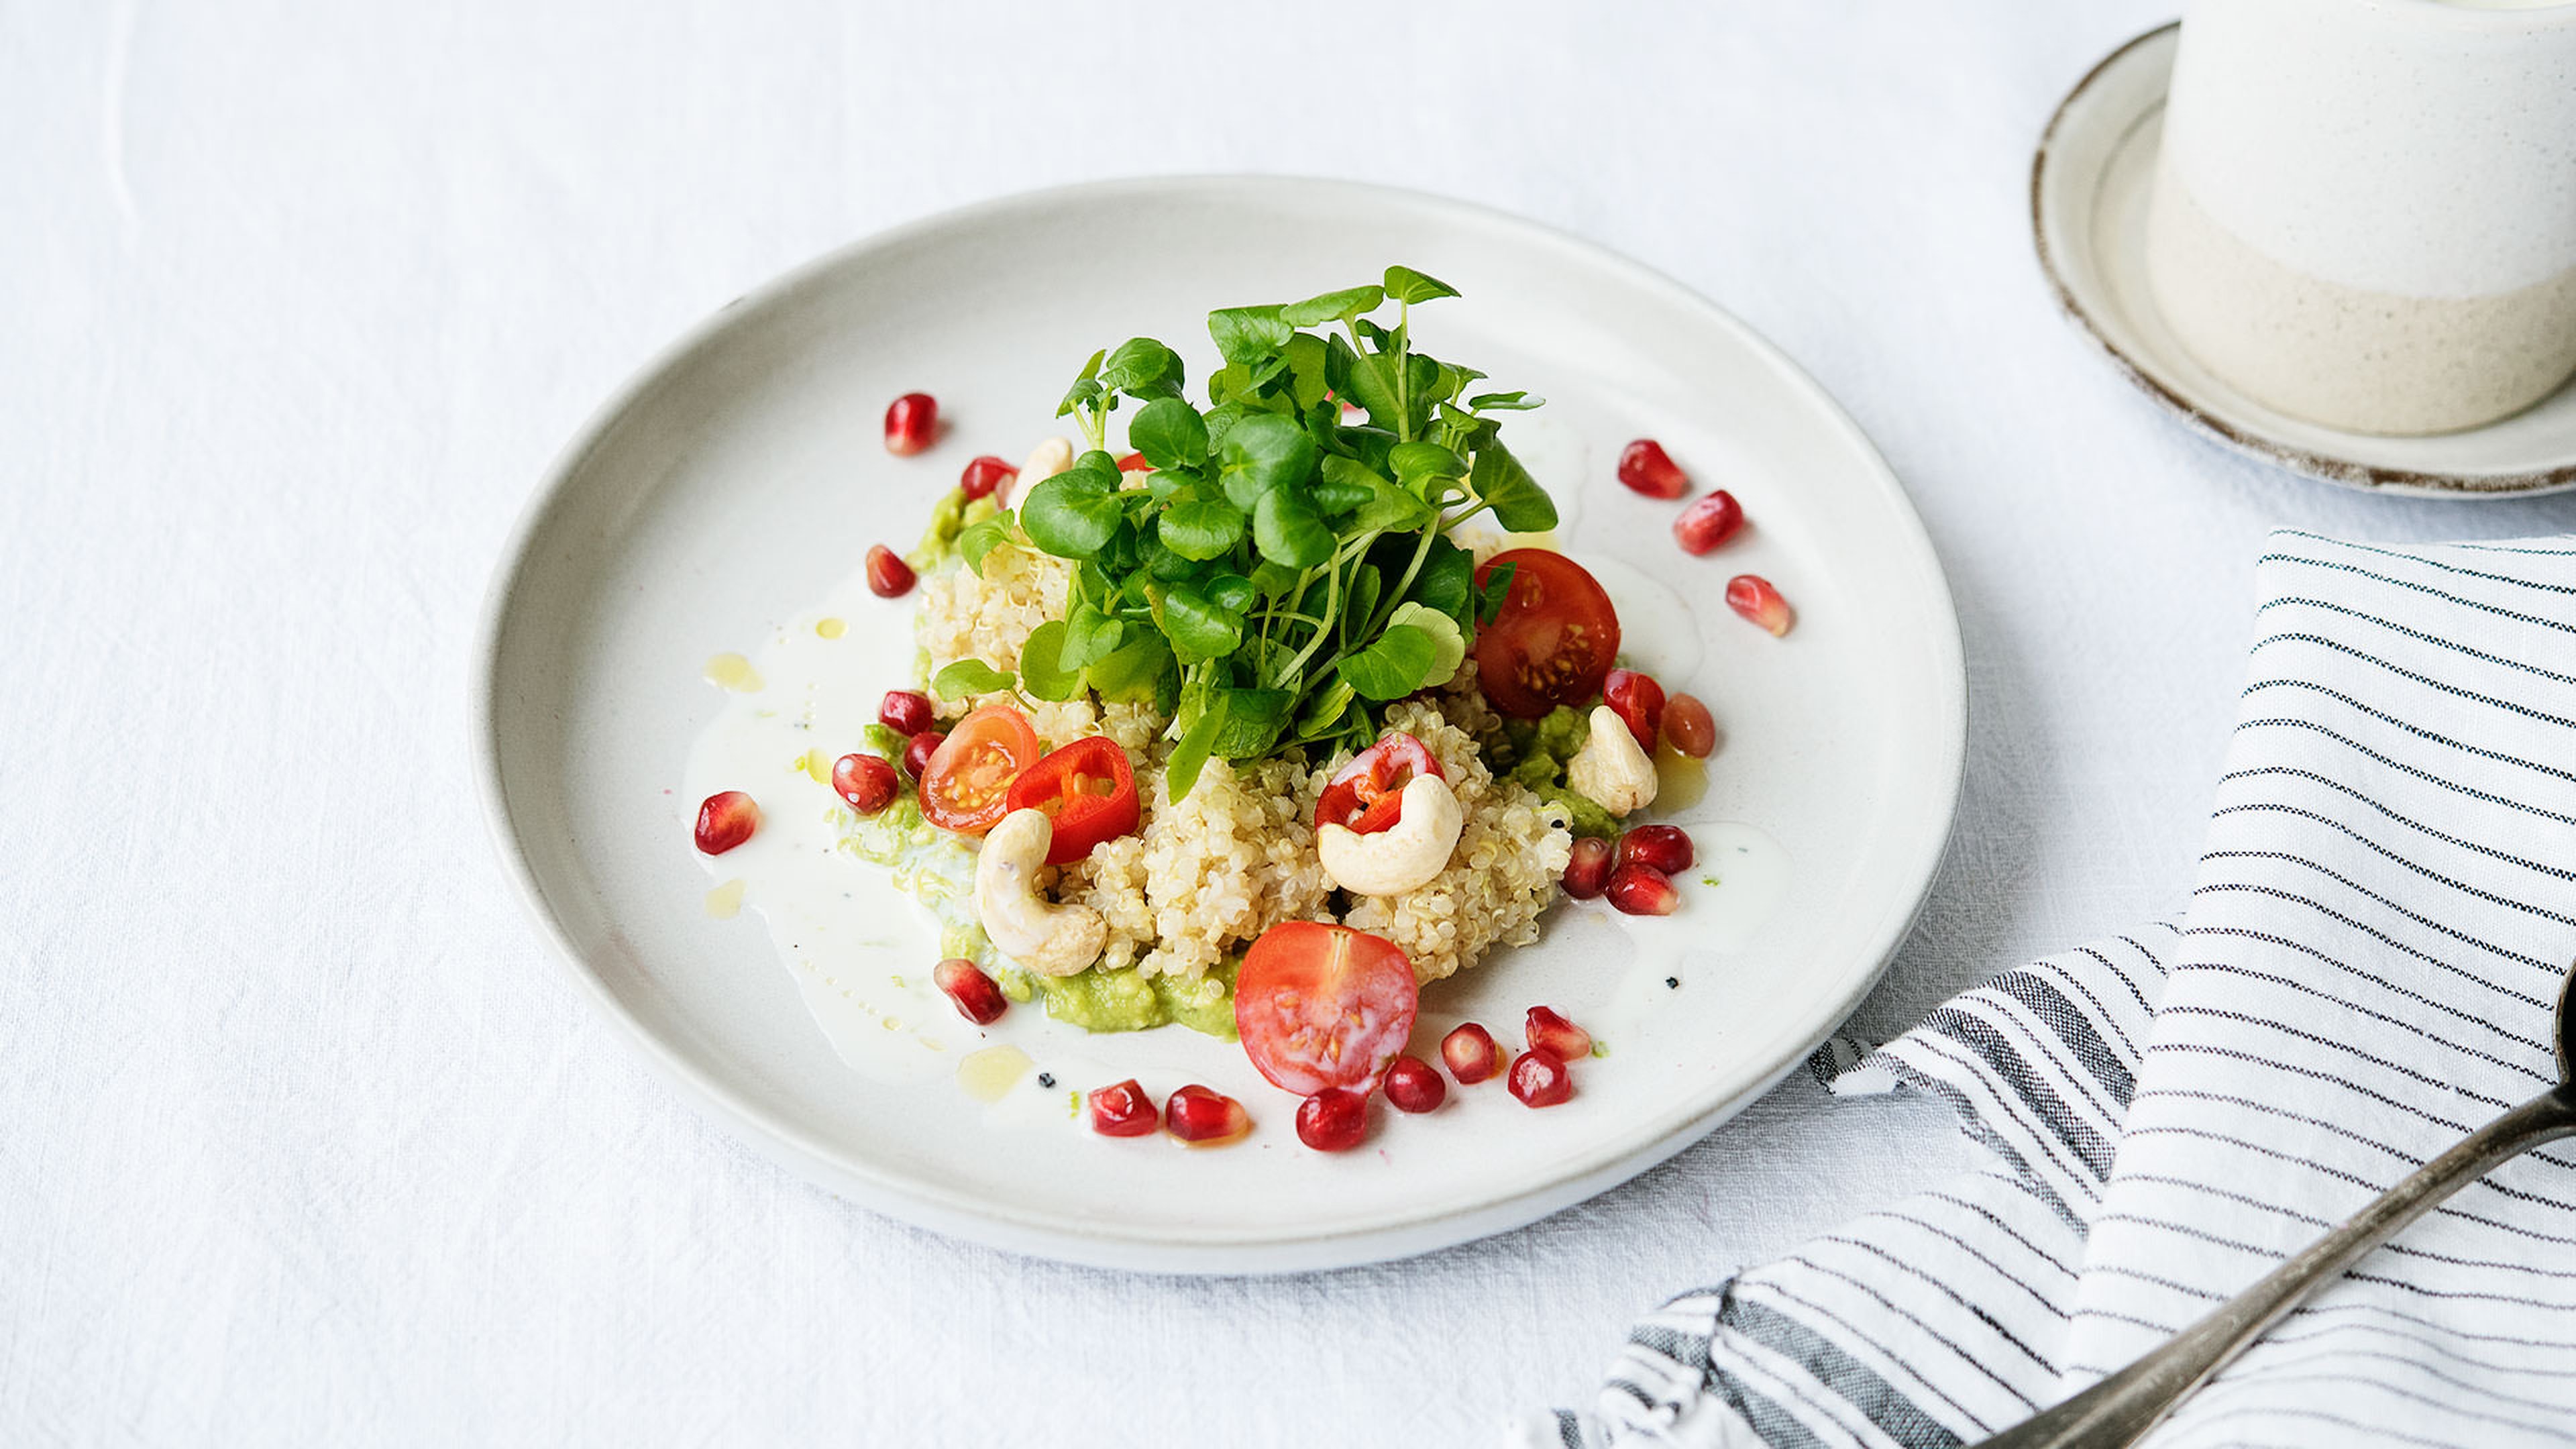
[1002,735,1140,865]
[1313,733,1446,835]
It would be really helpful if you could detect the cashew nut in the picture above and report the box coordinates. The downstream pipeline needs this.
[1567,704,1658,817]
[1316,775,1464,897]
[973,808,1106,977]
[1020,437,1074,489]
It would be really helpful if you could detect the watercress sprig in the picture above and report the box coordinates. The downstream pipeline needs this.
[983,266,1554,798]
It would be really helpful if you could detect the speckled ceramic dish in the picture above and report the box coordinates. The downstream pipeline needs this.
[2033,23,2576,498]
[472,176,1965,1273]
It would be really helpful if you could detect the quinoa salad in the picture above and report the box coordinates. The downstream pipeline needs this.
[690,268,1791,1150]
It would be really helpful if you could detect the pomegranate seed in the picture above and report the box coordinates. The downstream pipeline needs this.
[1726,574,1794,637]
[693,790,759,855]
[1665,693,1717,759]
[959,454,1016,501]
[832,753,898,814]
[1383,1055,1446,1113]
[883,392,937,455]
[1442,1022,1502,1085]
[1164,1085,1252,1146]
[1616,439,1690,500]
[1525,1006,1593,1061]
[1603,669,1665,753]
[1115,451,1154,474]
[1617,824,1695,875]
[1295,1088,1370,1151]
[902,730,945,781]
[1674,490,1746,554]
[866,545,916,598]
[1508,1049,1573,1108]
[1606,861,1680,916]
[1089,1079,1158,1136]
[933,958,1007,1025]
[1562,837,1614,900]
[879,690,935,736]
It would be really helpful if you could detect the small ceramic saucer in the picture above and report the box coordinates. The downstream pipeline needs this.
[2032,23,2576,498]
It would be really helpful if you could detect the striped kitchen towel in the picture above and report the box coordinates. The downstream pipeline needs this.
[1520,531,2576,1448]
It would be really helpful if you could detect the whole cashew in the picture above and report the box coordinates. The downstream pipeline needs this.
[1567,704,1658,817]
[1020,437,1074,491]
[973,808,1106,977]
[1317,775,1465,898]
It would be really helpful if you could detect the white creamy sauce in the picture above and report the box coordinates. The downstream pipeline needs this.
[687,523,1787,1107]
[683,570,965,1086]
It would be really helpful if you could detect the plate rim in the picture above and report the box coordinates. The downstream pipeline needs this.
[2029,23,2576,500]
[470,174,1968,1271]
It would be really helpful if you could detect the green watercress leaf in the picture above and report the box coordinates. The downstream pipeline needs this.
[1467,390,1544,411]
[1019,458,1124,557]
[1337,623,1440,701]
[1018,621,1081,701]
[932,659,1016,698]
[1216,412,1318,509]
[1280,284,1385,327]
[1468,439,1558,533]
[1154,583,1244,665]
[1383,264,1460,305]
[1474,558,1518,625]
[1165,687,1229,800]
[957,511,1018,574]
[1159,498,1246,561]
[1410,535,1474,621]
[1208,306,1292,365]
[1385,602,1466,684]
[1211,688,1290,759]
[1205,572,1257,614]
[1085,629,1172,702]
[1128,396,1208,471]
[1252,485,1334,568]
[1099,337,1185,401]
[1057,347,1107,418]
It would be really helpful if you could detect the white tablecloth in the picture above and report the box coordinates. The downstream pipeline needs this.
[11,3,2575,1443]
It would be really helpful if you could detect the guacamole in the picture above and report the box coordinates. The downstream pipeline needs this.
[1496,704,1620,838]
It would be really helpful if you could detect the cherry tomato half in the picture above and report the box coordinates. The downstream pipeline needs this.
[918,705,1041,835]
[1235,922,1419,1096]
[1313,733,1446,836]
[1472,549,1622,719]
[1003,736,1141,864]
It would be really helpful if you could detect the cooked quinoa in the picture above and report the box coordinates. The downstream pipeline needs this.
[909,533,1575,987]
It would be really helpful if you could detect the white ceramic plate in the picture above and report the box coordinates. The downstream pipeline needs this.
[474,176,1964,1273]
[2033,24,2576,498]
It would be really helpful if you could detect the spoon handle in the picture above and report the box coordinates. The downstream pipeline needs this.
[1976,1083,2576,1449]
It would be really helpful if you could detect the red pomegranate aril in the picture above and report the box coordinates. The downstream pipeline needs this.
[902,729,946,781]
[879,689,936,736]
[1606,861,1681,916]
[1674,490,1746,554]
[1525,1006,1594,1062]
[1665,693,1717,759]
[1727,574,1794,637]
[832,752,899,814]
[933,958,1008,1025]
[1603,668,1666,753]
[1616,439,1690,500]
[1562,837,1614,900]
[693,790,759,855]
[1383,1055,1446,1113]
[1508,1048,1574,1108]
[1442,1022,1502,1085]
[1089,1079,1158,1137]
[866,545,916,598]
[883,392,937,455]
[1295,1088,1370,1151]
[1164,1085,1252,1146]
[1115,451,1155,473]
[959,454,1016,501]
[1617,824,1696,876]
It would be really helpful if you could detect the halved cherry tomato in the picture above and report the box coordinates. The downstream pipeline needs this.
[1003,736,1140,864]
[1472,549,1621,719]
[918,705,1040,835]
[1235,922,1419,1096]
[1313,733,1446,835]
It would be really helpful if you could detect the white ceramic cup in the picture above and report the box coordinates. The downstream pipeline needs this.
[2146,0,2576,436]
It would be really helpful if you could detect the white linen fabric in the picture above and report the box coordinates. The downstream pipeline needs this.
[1540,531,2576,1448]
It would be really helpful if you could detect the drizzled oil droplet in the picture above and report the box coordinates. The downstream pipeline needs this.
[703,652,764,692]
[814,617,847,639]
[704,879,746,918]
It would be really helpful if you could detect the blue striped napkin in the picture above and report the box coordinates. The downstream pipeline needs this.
[1522,531,2576,1448]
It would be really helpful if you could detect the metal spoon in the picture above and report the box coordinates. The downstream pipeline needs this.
[1976,961,2576,1448]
